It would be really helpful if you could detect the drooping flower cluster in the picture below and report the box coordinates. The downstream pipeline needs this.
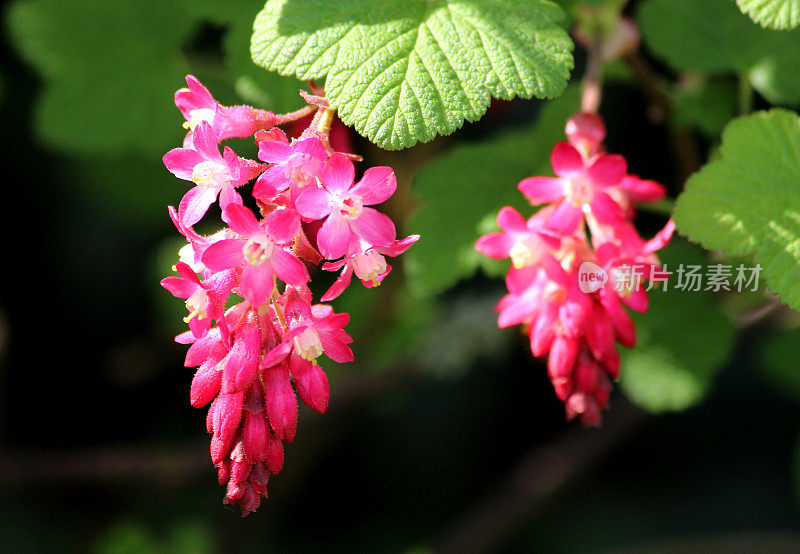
[476,112,674,426]
[161,76,418,515]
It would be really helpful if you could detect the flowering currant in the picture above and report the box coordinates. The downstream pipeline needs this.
[161,76,418,515]
[476,112,673,426]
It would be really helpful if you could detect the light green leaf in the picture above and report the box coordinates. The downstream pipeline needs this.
[638,0,800,105]
[251,0,574,150]
[673,109,800,311]
[737,0,800,29]
[620,240,736,412]
[405,86,580,297]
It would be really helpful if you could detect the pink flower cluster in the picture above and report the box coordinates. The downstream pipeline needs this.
[160,76,418,514]
[476,112,674,426]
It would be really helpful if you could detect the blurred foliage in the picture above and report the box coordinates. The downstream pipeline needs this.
[672,76,738,137]
[95,519,216,554]
[638,0,800,105]
[619,240,736,412]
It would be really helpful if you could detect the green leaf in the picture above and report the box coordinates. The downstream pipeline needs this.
[673,109,800,311]
[251,0,574,150]
[405,86,580,297]
[620,240,736,413]
[737,0,800,29]
[638,0,800,105]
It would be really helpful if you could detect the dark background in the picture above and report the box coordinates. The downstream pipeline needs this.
[2,0,800,552]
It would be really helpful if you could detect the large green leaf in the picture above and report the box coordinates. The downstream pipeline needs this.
[638,0,800,105]
[251,0,574,150]
[405,87,580,297]
[737,0,800,29]
[619,241,736,413]
[673,109,800,311]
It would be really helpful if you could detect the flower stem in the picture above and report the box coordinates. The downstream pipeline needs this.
[274,104,316,125]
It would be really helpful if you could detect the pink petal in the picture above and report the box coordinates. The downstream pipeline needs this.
[518,176,565,205]
[293,137,327,159]
[351,166,396,205]
[320,265,354,301]
[475,232,514,259]
[270,248,310,286]
[590,192,625,225]
[377,234,419,256]
[262,341,292,369]
[317,213,352,260]
[550,142,584,177]
[257,140,293,164]
[191,122,222,161]
[644,219,675,254]
[253,165,291,198]
[266,208,301,244]
[349,207,396,247]
[587,154,626,187]
[218,183,243,210]
[179,186,218,227]
[322,153,354,194]
[547,201,583,235]
[242,410,269,463]
[222,204,261,237]
[620,175,666,203]
[294,187,332,220]
[496,206,528,233]
[240,264,273,307]
[319,331,355,363]
[163,147,204,180]
[160,276,199,299]
[202,239,245,271]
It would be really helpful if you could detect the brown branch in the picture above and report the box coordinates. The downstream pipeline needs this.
[432,397,647,554]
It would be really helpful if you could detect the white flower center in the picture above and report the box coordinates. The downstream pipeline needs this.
[242,237,274,266]
[183,108,215,130]
[293,327,323,362]
[192,161,230,189]
[352,250,387,285]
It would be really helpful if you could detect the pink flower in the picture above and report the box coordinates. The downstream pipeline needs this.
[475,206,560,268]
[163,122,262,227]
[476,110,673,426]
[202,204,310,307]
[176,75,276,140]
[253,136,328,199]
[261,299,353,414]
[320,235,419,301]
[518,141,628,235]
[160,261,235,338]
[295,153,397,260]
